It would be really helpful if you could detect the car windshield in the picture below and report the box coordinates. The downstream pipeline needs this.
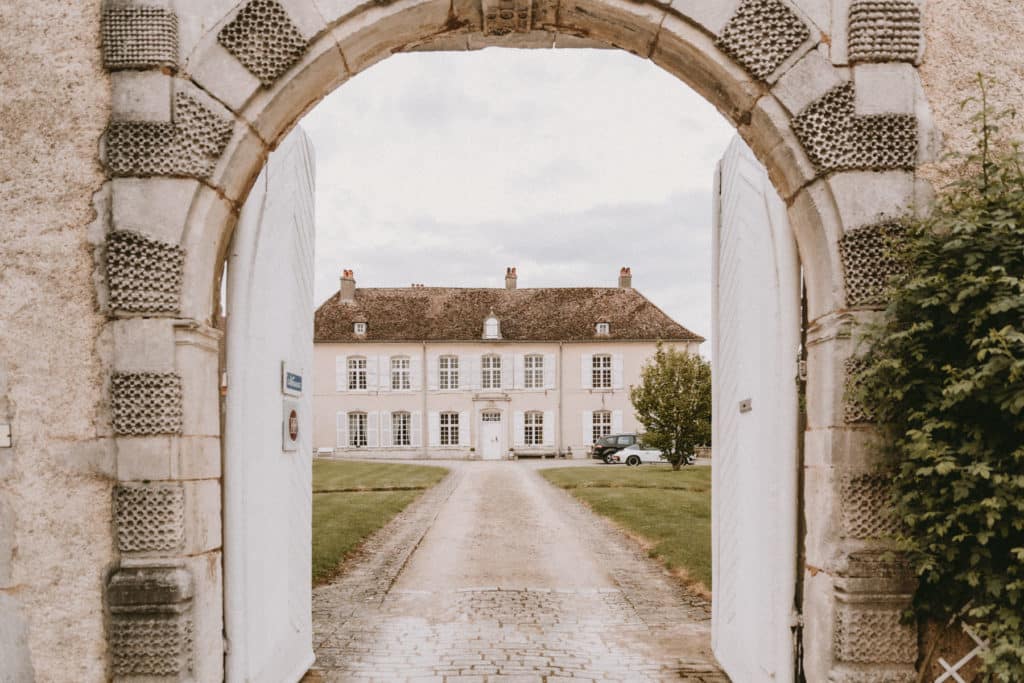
[597,437,615,446]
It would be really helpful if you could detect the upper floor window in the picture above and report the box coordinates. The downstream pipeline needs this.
[347,356,367,390]
[524,354,544,389]
[524,411,543,446]
[439,355,459,390]
[483,315,500,339]
[348,412,367,447]
[354,322,367,335]
[592,354,612,389]
[595,322,610,336]
[481,354,501,389]
[440,411,459,446]
[392,411,411,446]
[593,410,612,443]
[391,356,411,390]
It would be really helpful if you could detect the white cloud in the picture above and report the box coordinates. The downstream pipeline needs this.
[302,47,734,346]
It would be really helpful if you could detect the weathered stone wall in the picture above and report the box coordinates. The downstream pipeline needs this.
[0,0,113,680]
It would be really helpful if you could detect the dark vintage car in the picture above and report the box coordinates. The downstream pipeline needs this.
[590,433,637,463]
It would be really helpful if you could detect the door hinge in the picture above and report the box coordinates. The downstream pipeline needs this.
[796,358,807,382]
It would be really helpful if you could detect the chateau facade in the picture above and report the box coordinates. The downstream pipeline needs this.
[312,268,703,459]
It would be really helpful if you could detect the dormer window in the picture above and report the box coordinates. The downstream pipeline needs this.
[483,313,501,340]
[596,322,610,336]
[354,322,367,335]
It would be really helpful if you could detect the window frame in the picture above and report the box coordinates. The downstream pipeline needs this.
[524,354,544,389]
[596,322,610,336]
[347,356,367,390]
[392,411,411,446]
[524,411,544,446]
[483,316,500,339]
[481,354,501,390]
[348,411,368,447]
[390,356,411,391]
[438,355,460,390]
[592,354,612,389]
[439,411,459,446]
[593,410,612,444]
[353,322,368,335]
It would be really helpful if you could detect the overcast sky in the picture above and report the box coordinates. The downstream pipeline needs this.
[301,47,734,345]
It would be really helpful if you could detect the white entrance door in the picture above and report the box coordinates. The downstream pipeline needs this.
[711,137,801,682]
[480,411,503,460]
[224,128,316,682]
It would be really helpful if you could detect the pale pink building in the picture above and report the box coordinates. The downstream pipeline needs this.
[312,268,703,459]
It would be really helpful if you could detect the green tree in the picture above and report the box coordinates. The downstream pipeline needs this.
[630,344,711,470]
[853,78,1024,678]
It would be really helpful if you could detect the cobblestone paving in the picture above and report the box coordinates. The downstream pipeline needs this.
[306,462,727,682]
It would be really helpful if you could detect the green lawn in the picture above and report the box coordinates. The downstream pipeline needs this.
[312,460,448,584]
[541,465,712,593]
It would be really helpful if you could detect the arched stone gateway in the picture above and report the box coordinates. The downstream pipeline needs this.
[98,0,935,680]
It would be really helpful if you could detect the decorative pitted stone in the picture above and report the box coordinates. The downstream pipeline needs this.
[834,604,918,664]
[113,484,185,552]
[107,566,194,678]
[107,230,184,315]
[790,82,917,172]
[829,671,916,683]
[483,0,531,35]
[101,5,178,70]
[848,0,921,63]
[111,372,183,436]
[843,357,874,423]
[715,0,811,81]
[840,472,901,538]
[105,92,233,179]
[839,221,907,307]
[217,0,309,87]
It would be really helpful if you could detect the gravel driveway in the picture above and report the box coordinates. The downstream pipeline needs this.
[306,460,726,682]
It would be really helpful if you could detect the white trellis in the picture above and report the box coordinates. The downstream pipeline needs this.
[934,622,989,683]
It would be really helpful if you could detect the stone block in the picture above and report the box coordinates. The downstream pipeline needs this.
[178,185,233,323]
[111,372,184,436]
[557,0,665,57]
[334,0,451,75]
[828,170,916,230]
[116,436,175,481]
[113,483,186,553]
[743,94,818,199]
[183,479,222,555]
[110,71,174,122]
[188,34,264,116]
[800,569,837,683]
[853,62,916,115]
[714,0,814,82]
[772,47,845,115]
[174,436,222,480]
[469,30,556,50]
[217,0,321,88]
[407,33,472,52]
[802,456,839,567]
[670,0,743,35]
[180,552,224,683]
[110,177,199,245]
[113,320,176,374]
[847,0,921,64]
[804,311,863,429]
[106,230,184,316]
[551,33,608,49]
[651,15,762,126]
[208,118,270,203]
[102,1,179,71]
[838,221,907,308]
[786,181,842,319]
[174,323,222,438]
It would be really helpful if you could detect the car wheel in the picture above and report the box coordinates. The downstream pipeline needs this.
[626,455,641,466]
[603,454,614,464]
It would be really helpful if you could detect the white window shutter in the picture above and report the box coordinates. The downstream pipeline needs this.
[367,411,379,447]
[381,411,392,447]
[365,356,377,391]
[582,410,593,445]
[428,411,440,447]
[581,353,593,389]
[514,354,525,390]
[335,355,347,392]
[458,410,470,446]
[458,355,470,390]
[411,411,422,447]
[544,353,556,389]
[468,354,481,391]
[336,412,348,447]
[513,411,525,447]
[379,354,390,390]
[612,353,624,390]
[427,354,439,390]
[501,353,513,389]
[543,410,554,446]
[410,355,422,390]
[612,410,623,434]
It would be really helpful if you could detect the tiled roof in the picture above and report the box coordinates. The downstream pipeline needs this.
[314,287,703,343]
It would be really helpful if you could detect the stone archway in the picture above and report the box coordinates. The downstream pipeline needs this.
[99,0,935,680]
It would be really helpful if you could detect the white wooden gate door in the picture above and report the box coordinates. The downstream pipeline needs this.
[224,128,316,682]
[711,137,801,682]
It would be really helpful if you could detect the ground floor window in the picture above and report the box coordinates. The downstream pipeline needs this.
[440,411,459,446]
[593,410,611,444]
[349,412,367,447]
[392,411,410,446]
[524,411,543,446]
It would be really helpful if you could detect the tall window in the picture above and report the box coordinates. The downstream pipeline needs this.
[592,354,612,389]
[348,412,367,447]
[440,412,459,446]
[391,356,411,390]
[593,410,612,443]
[484,316,500,339]
[439,355,459,390]
[481,354,501,389]
[524,411,543,446]
[392,411,410,446]
[524,354,544,389]
[348,356,367,390]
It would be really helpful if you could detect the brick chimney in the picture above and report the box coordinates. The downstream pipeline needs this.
[505,266,517,290]
[340,269,356,302]
[618,266,632,289]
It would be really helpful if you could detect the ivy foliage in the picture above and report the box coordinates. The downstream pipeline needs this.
[629,343,711,470]
[854,79,1024,679]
